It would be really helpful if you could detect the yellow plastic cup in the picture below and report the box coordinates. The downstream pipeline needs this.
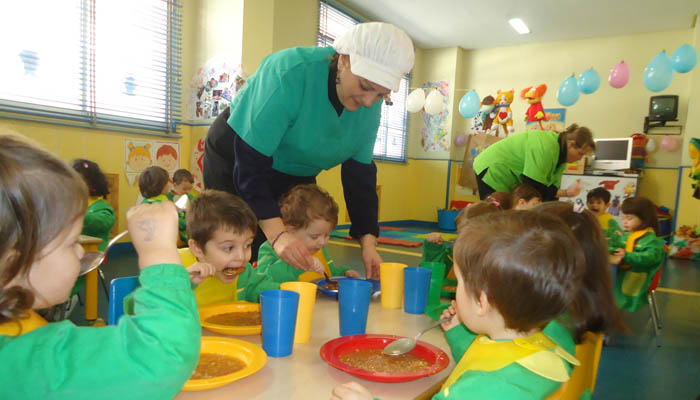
[380,262,407,309]
[280,281,317,343]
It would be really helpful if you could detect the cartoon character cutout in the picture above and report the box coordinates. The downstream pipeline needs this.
[156,144,178,173]
[521,84,548,130]
[624,182,636,198]
[609,195,621,216]
[491,90,514,137]
[127,142,152,172]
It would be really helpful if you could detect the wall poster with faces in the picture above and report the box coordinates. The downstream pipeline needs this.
[124,139,180,186]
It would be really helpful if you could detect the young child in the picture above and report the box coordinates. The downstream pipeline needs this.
[72,159,116,251]
[586,187,622,236]
[609,197,666,312]
[0,134,200,398]
[167,168,196,202]
[333,211,585,399]
[139,166,187,242]
[256,184,358,283]
[511,183,542,210]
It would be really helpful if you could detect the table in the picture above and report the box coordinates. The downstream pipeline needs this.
[176,294,456,400]
[78,234,104,326]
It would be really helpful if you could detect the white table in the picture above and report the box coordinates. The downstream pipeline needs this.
[176,293,455,400]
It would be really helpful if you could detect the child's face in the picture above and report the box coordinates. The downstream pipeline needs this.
[172,181,193,196]
[515,197,541,210]
[8,218,85,309]
[196,228,254,283]
[586,198,609,217]
[289,218,333,255]
[621,213,643,232]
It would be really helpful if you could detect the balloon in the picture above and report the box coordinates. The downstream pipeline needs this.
[577,68,600,94]
[671,44,698,73]
[660,135,679,152]
[608,60,630,88]
[458,90,480,118]
[454,134,468,147]
[557,75,580,107]
[645,137,657,153]
[644,51,674,92]
[406,88,426,113]
[424,89,444,115]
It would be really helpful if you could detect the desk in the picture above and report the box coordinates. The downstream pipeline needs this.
[78,235,104,326]
[176,294,455,400]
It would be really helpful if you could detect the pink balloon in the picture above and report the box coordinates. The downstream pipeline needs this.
[660,135,679,152]
[454,134,468,147]
[609,60,630,88]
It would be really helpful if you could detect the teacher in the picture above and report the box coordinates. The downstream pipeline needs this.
[202,22,414,279]
[473,124,595,201]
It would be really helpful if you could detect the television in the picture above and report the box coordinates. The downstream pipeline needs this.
[649,95,678,121]
[590,138,633,170]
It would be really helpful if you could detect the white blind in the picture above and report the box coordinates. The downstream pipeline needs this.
[0,0,182,133]
[317,0,409,162]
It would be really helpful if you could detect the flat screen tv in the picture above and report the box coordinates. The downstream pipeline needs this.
[591,138,632,170]
[649,95,678,121]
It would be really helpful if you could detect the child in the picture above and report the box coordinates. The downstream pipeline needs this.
[511,183,542,210]
[167,168,196,202]
[256,184,357,283]
[0,134,200,398]
[333,211,584,399]
[609,197,666,312]
[139,166,187,242]
[586,187,622,236]
[72,159,116,252]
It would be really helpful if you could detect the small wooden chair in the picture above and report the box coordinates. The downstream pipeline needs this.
[647,266,663,347]
[546,331,605,400]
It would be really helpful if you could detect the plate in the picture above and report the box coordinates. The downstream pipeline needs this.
[319,334,449,383]
[311,277,380,298]
[182,336,267,391]
[199,302,261,336]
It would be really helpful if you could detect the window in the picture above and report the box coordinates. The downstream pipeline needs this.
[0,0,182,133]
[318,1,409,162]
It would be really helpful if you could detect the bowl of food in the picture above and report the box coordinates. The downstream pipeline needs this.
[320,334,449,383]
[182,336,267,391]
[199,302,262,336]
[312,277,380,298]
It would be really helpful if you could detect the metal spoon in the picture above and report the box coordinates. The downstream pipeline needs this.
[382,317,451,356]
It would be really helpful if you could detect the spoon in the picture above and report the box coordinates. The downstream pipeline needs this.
[382,317,452,356]
[79,196,190,276]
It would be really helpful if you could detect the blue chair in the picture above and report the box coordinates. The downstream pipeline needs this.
[108,276,140,325]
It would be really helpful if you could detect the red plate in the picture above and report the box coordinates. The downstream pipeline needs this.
[320,334,450,383]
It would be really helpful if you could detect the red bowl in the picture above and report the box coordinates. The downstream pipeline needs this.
[319,334,450,383]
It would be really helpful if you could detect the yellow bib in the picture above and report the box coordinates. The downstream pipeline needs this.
[298,249,333,282]
[598,214,613,230]
[0,310,48,336]
[178,247,240,306]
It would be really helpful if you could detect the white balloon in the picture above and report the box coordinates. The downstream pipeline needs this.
[406,88,426,113]
[645,137,657,153]
[424,89,444,115]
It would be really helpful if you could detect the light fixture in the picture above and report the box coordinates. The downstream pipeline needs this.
[508,18,530,35]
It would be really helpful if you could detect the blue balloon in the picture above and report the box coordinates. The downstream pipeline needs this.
[644,51,674,92]
[577,68,600,95]
[671,44,698,73]
[459,89,480,118]
[557,76,580,107]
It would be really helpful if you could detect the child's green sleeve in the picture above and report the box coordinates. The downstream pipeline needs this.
[237,264,280,303]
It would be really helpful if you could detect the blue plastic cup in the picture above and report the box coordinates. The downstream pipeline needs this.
[338,279,372,336]
[404,267,432,314]
[260,290,299,357]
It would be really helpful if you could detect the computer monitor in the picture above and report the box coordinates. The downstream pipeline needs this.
[590,138,632,170]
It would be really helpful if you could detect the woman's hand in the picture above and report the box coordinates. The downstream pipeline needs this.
[331,382,374,400]
[345,269,361,278]
[441,300,460,331]
[273,232,320,272]
[127,202,181,270]
[565,180,582,197]
[426,232,443,245]
[359,234,382,280]
[187,262,216,285]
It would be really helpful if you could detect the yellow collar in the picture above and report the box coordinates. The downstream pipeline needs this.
[625,228,653,252]
[88,196,104,207]
[0,310,48,336]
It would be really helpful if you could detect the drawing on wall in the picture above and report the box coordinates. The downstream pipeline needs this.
[421,80,450,152]
[155,142,180,174]
[526,108,566,131]
[191,138,205,192]
[188,56,246,121]
[124,140,180,185]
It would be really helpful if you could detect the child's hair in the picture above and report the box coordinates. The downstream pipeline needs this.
[535,202,624,342]
[138,166,170,198]
[279,184,338,229]
[186,190,257,248]
[621,197,659,234]
[172,169,194,185]
[71,158,110,197]
[0,133,88,324]
[512,183,542,203]
[586,187,611,204]
[453,210,584,332]
[486,192,512,210]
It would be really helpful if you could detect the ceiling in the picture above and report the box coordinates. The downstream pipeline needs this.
[339,0,700,49]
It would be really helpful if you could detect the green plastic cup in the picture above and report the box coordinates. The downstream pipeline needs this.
[419,261,446,306]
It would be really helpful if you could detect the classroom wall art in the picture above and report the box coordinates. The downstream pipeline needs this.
[188,56,246,121]
[124,139,180,185]
[421,80,450,152]
[191,138,205,192]
[526,108,566,132]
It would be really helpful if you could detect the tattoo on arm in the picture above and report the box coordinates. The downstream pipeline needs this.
[136,219,156,241]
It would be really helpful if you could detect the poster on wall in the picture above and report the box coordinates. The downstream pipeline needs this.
[124,139,180,186]
[154,142,180,175]
[421,80,450,152]
[561,174,639,226]
[526,108,566,132]
[191,138,205,192]
[188,56,246,121]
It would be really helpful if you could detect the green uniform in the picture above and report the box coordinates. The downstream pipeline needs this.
[0,264,200,399]
[83,197,116,252]
[473,130,566,193]
[256,241,351,283]
[144,194,188,242]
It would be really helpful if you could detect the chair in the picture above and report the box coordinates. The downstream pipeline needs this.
[546,332,605,400]
[108,276,140,325]
[648,266,663,347]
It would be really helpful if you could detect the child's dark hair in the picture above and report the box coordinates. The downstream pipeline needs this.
[512,183,542,203]
[280,184,338,229]
[173,169,194,185]
[71,159,110,197]
[535,202,625,342]
[186,190,257,248]
[138,166,170,198]
[0,133,88,325]
[621,197,659,234]
[486,192,512,210]
[586,187,611,204]
[454,210,585,332]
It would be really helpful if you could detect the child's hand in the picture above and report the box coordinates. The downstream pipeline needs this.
[187,262,216,284]
[345,269,361,278]
[426,232,443,244]
[610,248,625,265]
[331,381,374,400]
[440,300,460,331]
[127,202,181,270]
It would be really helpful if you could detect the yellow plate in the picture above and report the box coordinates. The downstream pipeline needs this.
[182,336,267,391]
[199,301,262,336]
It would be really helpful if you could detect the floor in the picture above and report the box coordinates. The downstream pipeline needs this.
[69,229,700,400]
